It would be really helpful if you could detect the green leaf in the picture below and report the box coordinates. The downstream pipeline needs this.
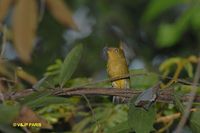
[191,8,200,29]
[130,69,159,89]
[33,76,49,89]
[65,78,91,87]
[142,0,184,23]
[156,24,180,47]
[159,57,180,73]
[157,7,195,48]
[59,44,83,87]
[106,121,131,133]
[0,124,23,133]
[190,110,200,133]
[0,104,20,124]
[45,59,63,77]
[18,90,51,104]
[46,59,62,71]
[25,96,70,108]
[128,98,156,133]
[35,75,60,88]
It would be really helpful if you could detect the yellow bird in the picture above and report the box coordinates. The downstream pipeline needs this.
[105,44,130,103]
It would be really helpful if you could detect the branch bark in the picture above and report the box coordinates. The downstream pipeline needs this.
[3,87,200,103]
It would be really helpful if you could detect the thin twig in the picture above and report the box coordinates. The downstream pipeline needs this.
[82,95,102,132]
[163,75,200,86]
[0,77,16,83]
[174,58,200,133]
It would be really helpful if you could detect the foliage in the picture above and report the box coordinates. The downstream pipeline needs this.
[0,0,200,133]
[59,44,83,87]
[128,98,156,133]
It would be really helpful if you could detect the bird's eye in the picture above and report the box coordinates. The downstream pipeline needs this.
[114,49,119,53]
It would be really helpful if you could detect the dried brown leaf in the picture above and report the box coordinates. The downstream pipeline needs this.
[0,0,13,22]
[14,106,52,129]
[46,0,78,30]
[12,0,38,63]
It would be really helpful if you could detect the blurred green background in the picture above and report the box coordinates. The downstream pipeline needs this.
[2,0,199,80]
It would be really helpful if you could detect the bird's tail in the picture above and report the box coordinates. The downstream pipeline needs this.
[113,96,126,104]
[112,79,130,104]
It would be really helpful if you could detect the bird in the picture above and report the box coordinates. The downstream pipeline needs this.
[105,43,130,103]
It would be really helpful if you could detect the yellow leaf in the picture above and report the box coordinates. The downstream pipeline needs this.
[46,0,78,30]
[159,57,180,72]
[16,67,37,85]
[0,0,13,22]
[12,0,38,63]
[188,55,198,63]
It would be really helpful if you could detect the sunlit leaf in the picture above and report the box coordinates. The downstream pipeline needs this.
[46,0,78,30]
[184,62,193,78]
[45,59,63,77]
[37,103,77,124]
[188,55,198,63]
[46,59,62,72]
[0,0,13,22]
[59,44,83,87]
[128,98,156,133]
[13,0,38,63]
[16,67,37,85]
[159,57,180,73]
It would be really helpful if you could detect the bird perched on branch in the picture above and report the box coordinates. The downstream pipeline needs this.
[105,42,130,103]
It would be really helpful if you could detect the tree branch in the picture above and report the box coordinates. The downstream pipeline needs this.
[3,87,200,103]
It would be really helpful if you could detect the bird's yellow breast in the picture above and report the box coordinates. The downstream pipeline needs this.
[106,47,130,89]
